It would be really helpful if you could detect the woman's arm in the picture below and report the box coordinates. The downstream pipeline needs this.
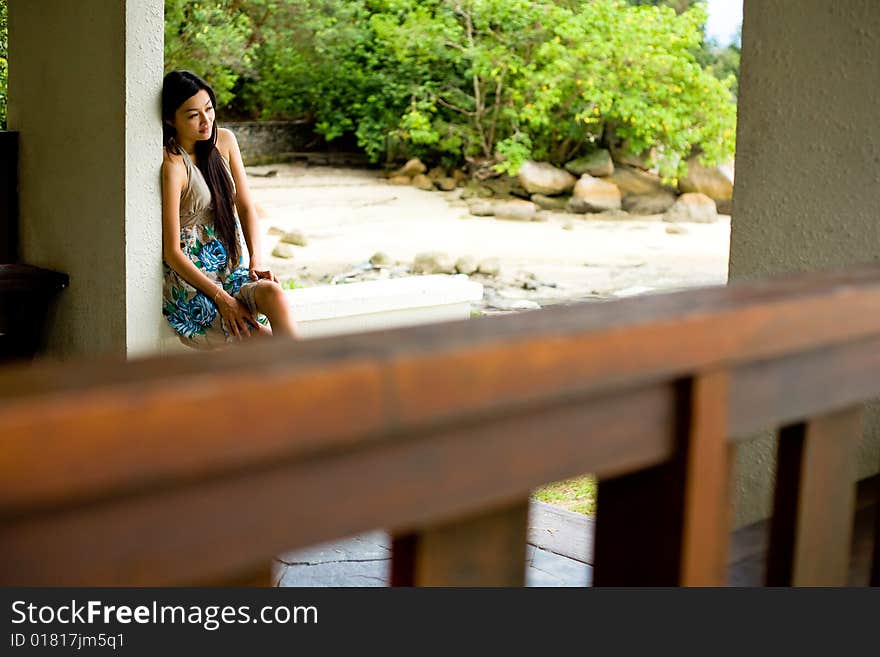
[219,128,278,282]
[161,152,255,339]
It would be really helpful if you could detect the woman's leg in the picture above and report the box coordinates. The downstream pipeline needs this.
[253,280,299,339]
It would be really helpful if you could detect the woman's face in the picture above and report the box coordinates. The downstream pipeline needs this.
[168,89,214,145]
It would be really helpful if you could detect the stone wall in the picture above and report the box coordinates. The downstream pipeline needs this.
[223,121,314,166]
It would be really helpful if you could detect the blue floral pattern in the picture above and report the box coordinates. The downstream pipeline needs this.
[198,240,227,272]
[163,222,267,347]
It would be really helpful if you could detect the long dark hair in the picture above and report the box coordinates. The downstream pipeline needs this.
[162,71,240,269]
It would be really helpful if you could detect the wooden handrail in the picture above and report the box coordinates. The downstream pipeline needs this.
[1,265,878,585]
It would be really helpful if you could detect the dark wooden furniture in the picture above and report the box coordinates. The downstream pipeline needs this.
[0,265,878,585]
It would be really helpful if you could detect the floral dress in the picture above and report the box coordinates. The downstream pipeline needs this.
[162,149,265,349]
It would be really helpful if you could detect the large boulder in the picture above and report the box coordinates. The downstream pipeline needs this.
[608,165,669,197]
[611,141,656,171]
[393,158,427,177]
[531,193,569,211]
[622,191,677,215]
[494,199,538,221]
[484,175,530,199]
[679,156,734,203]
[412,251,455,275]
[517,161,577,196]
[564,149,614,177]
[467,200,496,217]
[567,175,622,213]
[280,229,308,246]
[411,174,435,191]
[664,193,718,223]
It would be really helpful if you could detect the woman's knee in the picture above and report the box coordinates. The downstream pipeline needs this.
[255,280,287,310]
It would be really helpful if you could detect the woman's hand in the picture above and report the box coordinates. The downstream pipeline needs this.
[214,289,257,340]
[249,262,278,283]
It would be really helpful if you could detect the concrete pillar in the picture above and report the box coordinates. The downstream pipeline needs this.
[8,0,164,359]
[729,0,880,525]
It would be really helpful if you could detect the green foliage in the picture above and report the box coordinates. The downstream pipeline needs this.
[1,0,7,129]
[164,0,255,106]
[164,0,737,177]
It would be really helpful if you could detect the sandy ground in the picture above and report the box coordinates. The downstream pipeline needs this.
[247,163,730,312]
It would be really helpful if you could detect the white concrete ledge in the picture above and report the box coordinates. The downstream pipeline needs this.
[160,274,483,351]
[289,274,484,339]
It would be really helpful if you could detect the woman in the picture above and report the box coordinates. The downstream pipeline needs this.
[161,70,297,348]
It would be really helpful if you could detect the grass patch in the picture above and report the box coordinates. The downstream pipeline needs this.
[532,475,597,516]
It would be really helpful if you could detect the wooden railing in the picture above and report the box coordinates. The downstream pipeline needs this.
[1,265,879,586]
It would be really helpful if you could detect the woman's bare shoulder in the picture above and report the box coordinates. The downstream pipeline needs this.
[162,148,185,168]
[161,149,186,185]
[217,127,238,144]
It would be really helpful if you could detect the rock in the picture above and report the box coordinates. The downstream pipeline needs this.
[679,156,734,203]
[267,225,285,236]
[461,182,494,200]
[451,168,468,184]
[565,149,614,177]
[412,251,455,275]
[468,200,496,217]
[664,192,718,223]
[484,175,529,199]
[715,199,733,215]
[533,211,551,222]
[622,191,677,215]
[494,199,538,221]
[608,165,669,197]
[455,256,478,275]
[517,161,577,196]
[272,242,297,259]
[411,174,435,191]
[394,158,426,177]
[388,175,411,186]
[531,193,569,211]
[427,166,445,181]
[280,229,308,246]
[493,298,541,311]
[437,177,457,191]
[477,258,501,277]
[369,251,393,267]
[611,142,656,171]
[567,175,622,213]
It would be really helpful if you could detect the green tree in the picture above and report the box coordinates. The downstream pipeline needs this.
[163,0,737,177]
[164,0,254,106]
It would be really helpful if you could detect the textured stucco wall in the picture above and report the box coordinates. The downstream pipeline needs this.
[9,0,163,359]
[125,1,164,357]
[729,0,880,525]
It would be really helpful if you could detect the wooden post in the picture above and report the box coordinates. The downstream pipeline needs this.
[766,407,863,586]
[679,370,732,586]
[390,501,529,586]
[594,373,732,586]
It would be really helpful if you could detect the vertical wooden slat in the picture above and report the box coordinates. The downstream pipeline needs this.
[871,486,880,587]
[680,370,732,586]
[390,534,417,586]
[594,374,732,586]
[593,463,685,585]
[206,563,274,587]
[766,407,863,586]
[391,501,530,586]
